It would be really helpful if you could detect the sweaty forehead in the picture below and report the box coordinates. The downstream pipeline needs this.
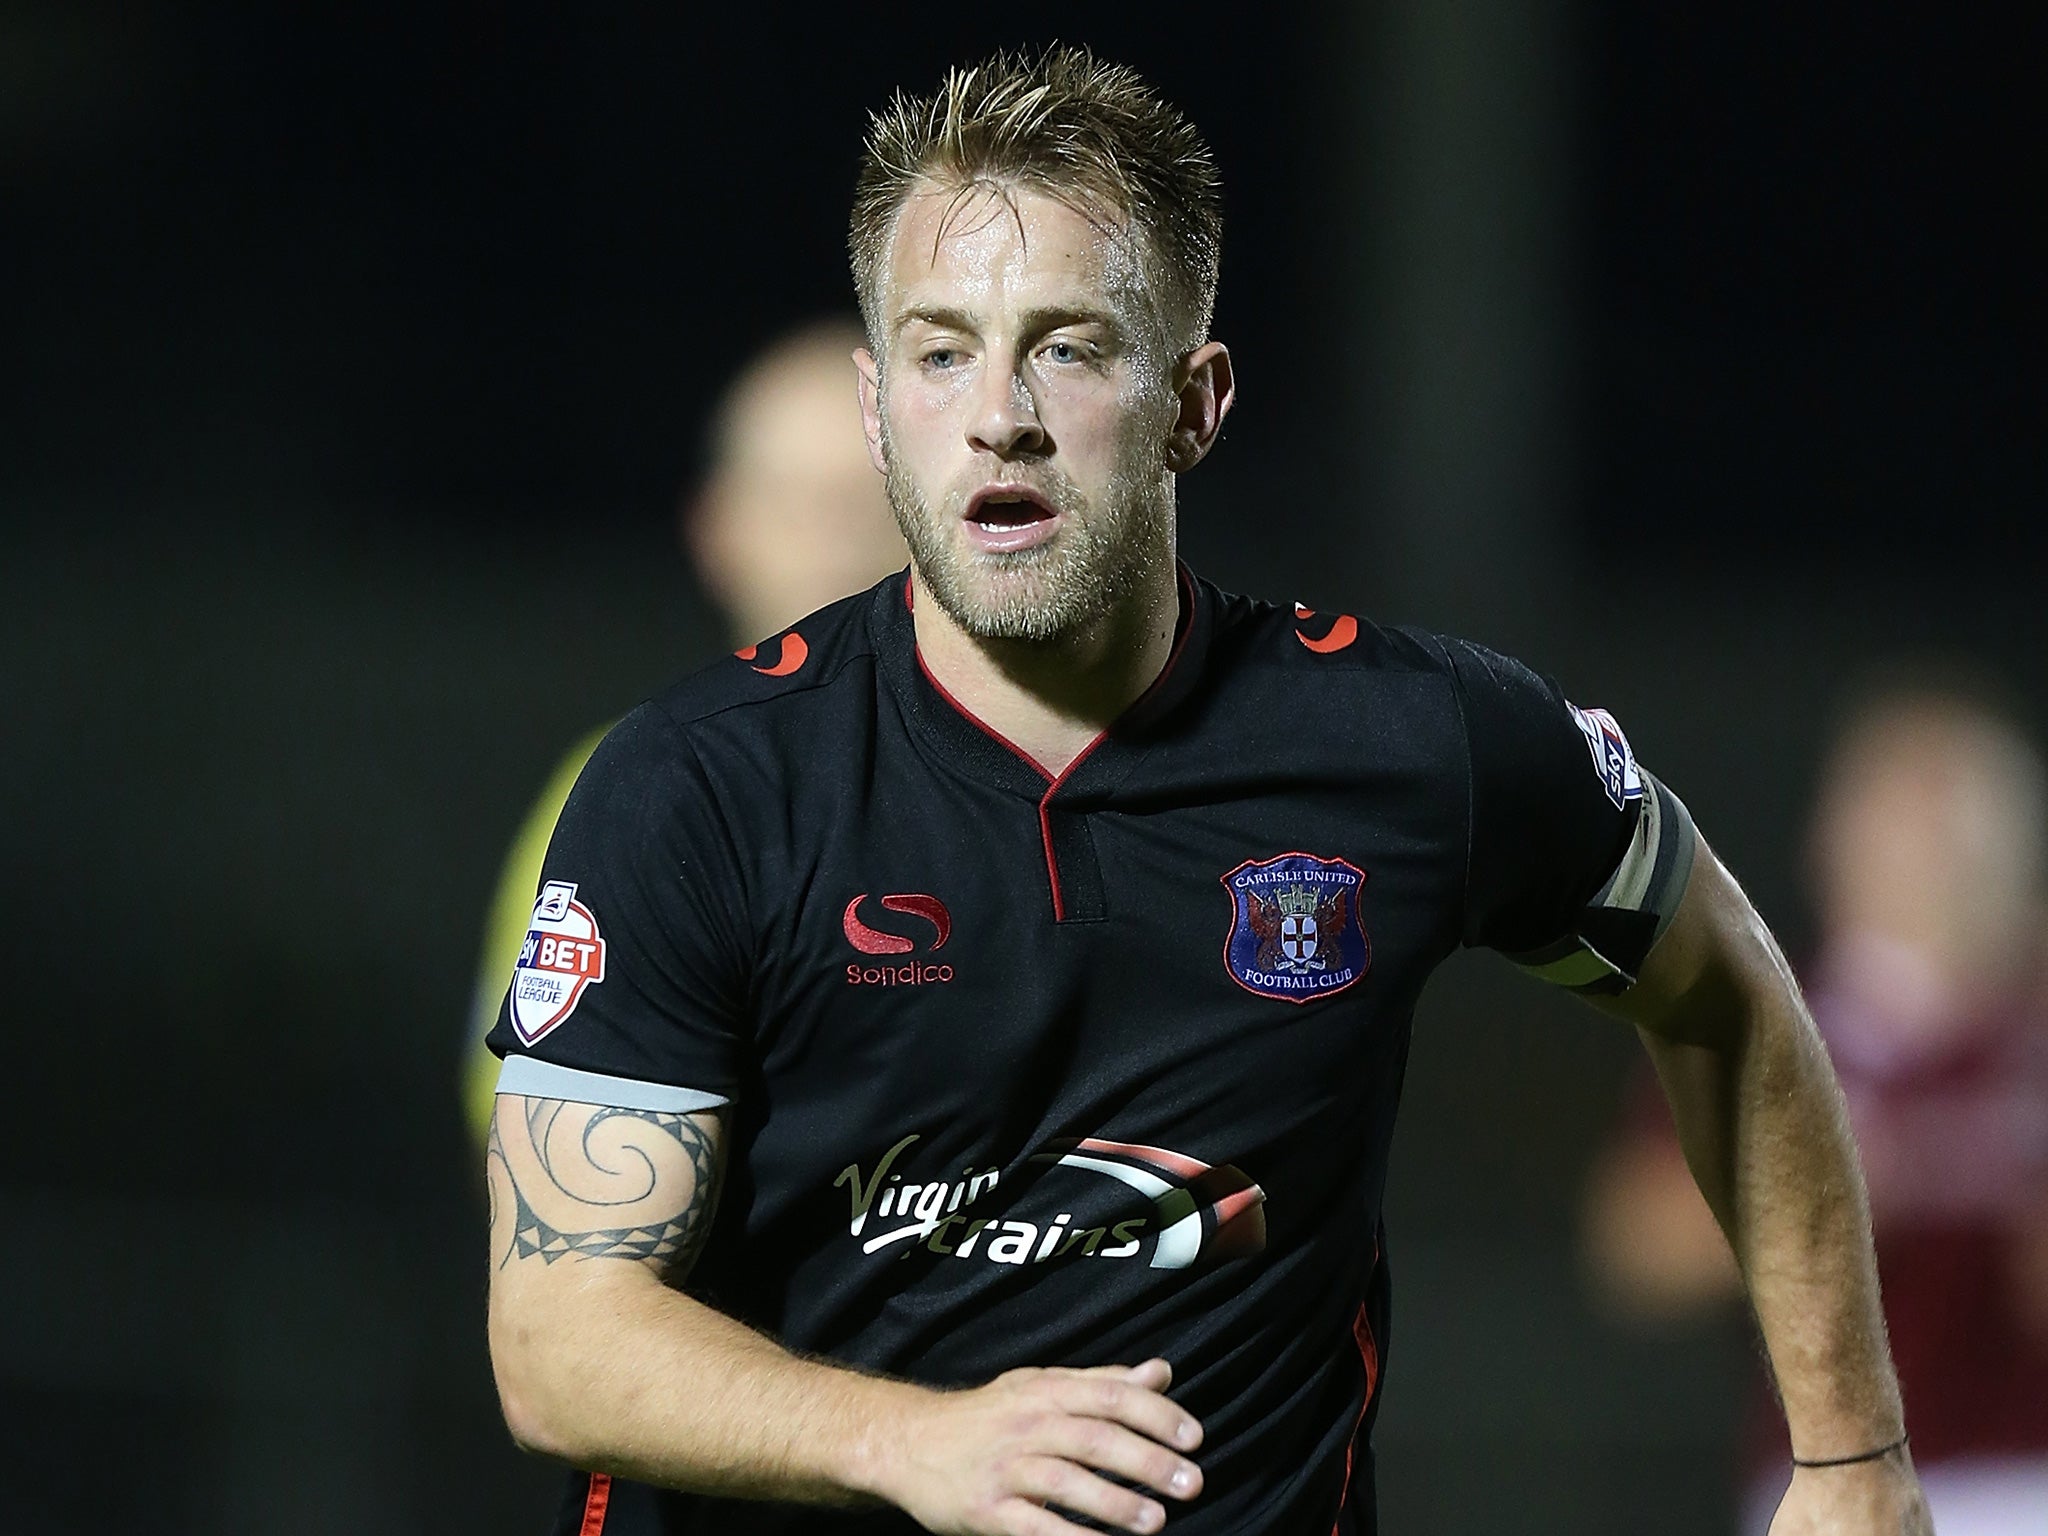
[883,181,1153,328]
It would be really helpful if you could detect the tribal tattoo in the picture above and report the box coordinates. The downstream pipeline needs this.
[489,1096,723,1274]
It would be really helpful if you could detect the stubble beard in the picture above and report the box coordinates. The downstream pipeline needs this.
[882,428,1173,646]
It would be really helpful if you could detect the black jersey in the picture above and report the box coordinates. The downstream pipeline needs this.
[487,568,1695,1536]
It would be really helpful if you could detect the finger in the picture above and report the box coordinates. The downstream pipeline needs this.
[1120,1357,1172,1392]
[991,1495,1116,1536]
[1037,1416,1203,1501]
[1051,1359,1169,1389]
[1050,1374,1204,1453]
[1049,1359,1170,1390]
[1009,1456,1168,1534]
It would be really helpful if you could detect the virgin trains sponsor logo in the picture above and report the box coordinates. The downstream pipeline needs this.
[844,893,954,986]
[832,1134,1265,1272]
[509,881,607,1044]
[1222,852,1371,1003]
[1569,704,1643,811]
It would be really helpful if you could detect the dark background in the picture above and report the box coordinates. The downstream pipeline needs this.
[4,4,2039,1532]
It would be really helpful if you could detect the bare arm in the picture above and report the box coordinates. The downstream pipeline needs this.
[485,1094,1205,1535]
[1600,843,1928,1532]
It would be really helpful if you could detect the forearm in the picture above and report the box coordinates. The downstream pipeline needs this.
[485,1097,1206,1536]
[1639,907,1901,1455]
[486,1093,928,1503]
[490,1267,924,1501]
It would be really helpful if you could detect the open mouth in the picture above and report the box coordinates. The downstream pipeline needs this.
[964,484,1058,530]
[960,484,1064,555]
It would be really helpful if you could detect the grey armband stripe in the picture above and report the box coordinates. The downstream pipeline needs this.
[494,1055,730,1113]
[1511,771,1698,994]
[1514,939,1632,990]
[1594,772,1697,950]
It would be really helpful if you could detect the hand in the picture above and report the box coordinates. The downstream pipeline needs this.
[1767,1453,1931,1536]
[879,1357,1204,1535]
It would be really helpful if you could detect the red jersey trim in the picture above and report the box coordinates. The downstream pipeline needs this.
[578,1472,612,1535]
[1328,1262,1383,1536]
[914,648,1063,781]
[907,567,1200,923]
[1037,736,1111,921]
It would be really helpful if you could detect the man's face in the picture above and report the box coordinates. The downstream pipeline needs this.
[859,181,1182,642]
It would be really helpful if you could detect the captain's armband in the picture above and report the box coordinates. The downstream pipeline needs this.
[1508,772,1698,995]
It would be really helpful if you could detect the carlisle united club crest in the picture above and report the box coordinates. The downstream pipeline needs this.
[1221,853,1371,1003]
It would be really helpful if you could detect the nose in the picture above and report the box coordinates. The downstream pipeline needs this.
[966,361,1046,460]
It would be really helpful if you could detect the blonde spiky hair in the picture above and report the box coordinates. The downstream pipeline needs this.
[849,46,1223,355]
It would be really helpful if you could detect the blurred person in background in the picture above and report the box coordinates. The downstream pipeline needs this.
[1585,676,2048,1534]
[462,318,906,1137]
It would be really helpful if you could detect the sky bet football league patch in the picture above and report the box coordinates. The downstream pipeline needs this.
[1570,703,1643,811]
[510,880,608,1044]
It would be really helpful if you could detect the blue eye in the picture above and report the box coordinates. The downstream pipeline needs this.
[1046,341,1078,364]
[924,348,957,370]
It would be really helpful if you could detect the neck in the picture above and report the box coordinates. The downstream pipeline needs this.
[911,557,1182,780]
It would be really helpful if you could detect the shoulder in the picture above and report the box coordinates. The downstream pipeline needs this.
[644,578,890,734]
[1189,576,1601,784]
[1199,580,1452,678]
[564,578,895,812]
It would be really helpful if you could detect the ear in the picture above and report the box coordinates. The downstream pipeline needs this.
[1163,341,1234,474]
[854,347,888,476]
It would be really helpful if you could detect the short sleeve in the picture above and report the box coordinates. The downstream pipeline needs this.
[463,726,608,1140]
[483,703,752,1105]
[1441,638,1696,991]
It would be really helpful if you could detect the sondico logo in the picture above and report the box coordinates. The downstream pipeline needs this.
[843,893,954,987]
[832,1134,1266,1271]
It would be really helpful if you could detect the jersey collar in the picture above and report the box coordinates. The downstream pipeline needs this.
[870,562,1216,802]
